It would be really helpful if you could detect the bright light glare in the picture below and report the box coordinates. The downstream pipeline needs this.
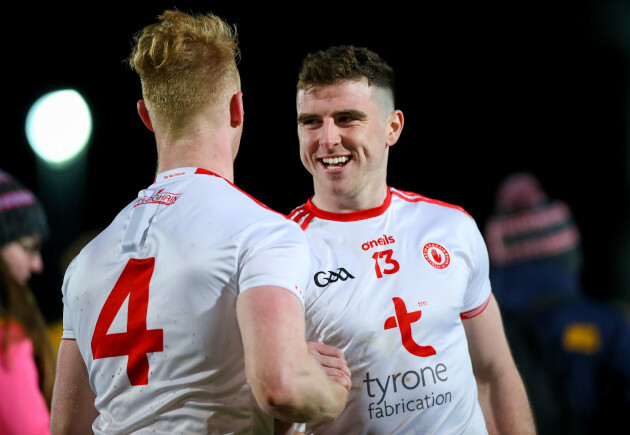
[25,89,92,167]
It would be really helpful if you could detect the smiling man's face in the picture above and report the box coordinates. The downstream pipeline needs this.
[297,79,402,212]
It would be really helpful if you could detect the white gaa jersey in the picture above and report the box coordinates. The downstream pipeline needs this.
[61,167,309,434]
[289,187,491,435]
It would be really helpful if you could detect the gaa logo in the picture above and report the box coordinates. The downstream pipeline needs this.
[314,268,355,287]
[422,243,450,269]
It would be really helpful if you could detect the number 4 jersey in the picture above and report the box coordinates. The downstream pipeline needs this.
[61,167,309,434]
[289,187,491,434]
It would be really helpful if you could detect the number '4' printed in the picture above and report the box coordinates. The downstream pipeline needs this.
[91,258,163,386]
[371,249,400,278]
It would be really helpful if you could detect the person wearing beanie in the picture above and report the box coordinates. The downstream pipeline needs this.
[484,172,630,435]
[0,169,48,285]
[0,169,55,435]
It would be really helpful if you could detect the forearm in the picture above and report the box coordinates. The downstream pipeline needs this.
[476,367,535,434]
[238,287,348,423]
[465,296,536,434]
[50,339,98,434]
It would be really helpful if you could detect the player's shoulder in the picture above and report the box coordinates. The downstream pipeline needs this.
[389,187,472,219]
[231,186,287,220]
[184,170,290,223]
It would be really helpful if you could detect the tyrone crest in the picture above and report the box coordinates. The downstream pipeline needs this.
[423,243,450,269]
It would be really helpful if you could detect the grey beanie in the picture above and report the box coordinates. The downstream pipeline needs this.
[484,172,582,275]
[0,169,48,247]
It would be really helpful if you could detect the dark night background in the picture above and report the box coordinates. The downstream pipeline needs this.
[4,1,629,323]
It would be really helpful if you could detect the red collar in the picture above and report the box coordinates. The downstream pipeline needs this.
[304,188,392,222]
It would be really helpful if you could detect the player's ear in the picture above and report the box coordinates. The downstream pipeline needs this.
[137,100,154,132]
[386,110,404,147]
[230,92,244,128]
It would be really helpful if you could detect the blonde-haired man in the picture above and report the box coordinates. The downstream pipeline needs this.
[50,11,349,434]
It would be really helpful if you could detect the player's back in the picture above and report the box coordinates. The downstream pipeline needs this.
[61,167,301,434]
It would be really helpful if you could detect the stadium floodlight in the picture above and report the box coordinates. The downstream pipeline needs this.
[25,89,92,168]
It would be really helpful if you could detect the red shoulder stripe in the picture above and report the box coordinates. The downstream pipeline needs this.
[288,204,316,230]
[391,189,471,218]
[288,205,308,220]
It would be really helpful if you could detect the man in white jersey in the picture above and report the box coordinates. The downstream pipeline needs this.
[50,11,350,434]
[288,46,535,434]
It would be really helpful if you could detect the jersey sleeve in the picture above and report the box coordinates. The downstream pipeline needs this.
[461,219,492,318]
[237,219,310,305]
[60,256,78,340]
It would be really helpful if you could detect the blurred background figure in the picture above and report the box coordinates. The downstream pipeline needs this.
[0,169,55,435]
[484,172,630,435]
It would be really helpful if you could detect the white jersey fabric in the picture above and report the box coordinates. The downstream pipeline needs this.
[61,167,309,434]
[289,187,491,435]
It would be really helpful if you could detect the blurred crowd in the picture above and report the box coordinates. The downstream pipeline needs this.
[484,172,630,434]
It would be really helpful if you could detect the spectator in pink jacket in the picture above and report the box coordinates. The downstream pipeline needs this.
[0,169,55,435]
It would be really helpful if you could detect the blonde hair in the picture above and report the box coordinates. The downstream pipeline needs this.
[129,10,240,129]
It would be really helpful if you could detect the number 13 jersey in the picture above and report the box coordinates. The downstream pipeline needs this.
[289,187,491,435]
[61,167,309,434]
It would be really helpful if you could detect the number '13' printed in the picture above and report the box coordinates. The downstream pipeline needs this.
[371,249,400,278]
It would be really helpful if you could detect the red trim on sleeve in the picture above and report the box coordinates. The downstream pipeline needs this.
[460,293,491,319]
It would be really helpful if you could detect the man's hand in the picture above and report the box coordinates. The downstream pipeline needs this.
[307,342,352,391]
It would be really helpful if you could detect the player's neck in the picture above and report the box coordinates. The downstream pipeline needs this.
[157,154,234,183]
[155,125,237,183]
[311,184,389,213]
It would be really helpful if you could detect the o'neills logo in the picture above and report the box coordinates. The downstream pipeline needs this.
[133,189,182,208]
[362,234,395,251]
[423,243,450,269]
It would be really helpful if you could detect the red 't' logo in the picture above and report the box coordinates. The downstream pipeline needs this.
[384,297,436,357]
